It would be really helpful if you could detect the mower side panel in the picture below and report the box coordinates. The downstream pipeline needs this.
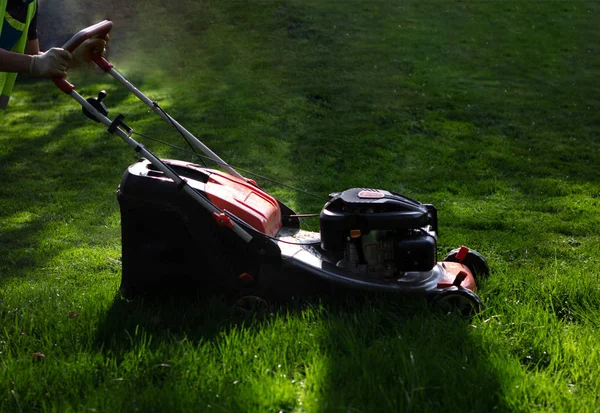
[277,238,442,293]
[275,229,478,295]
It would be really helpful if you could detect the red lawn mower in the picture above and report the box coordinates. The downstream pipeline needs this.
[54,21,490,315]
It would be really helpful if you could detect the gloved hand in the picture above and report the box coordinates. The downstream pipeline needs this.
[29,48,72,77]
[71,38,107,66]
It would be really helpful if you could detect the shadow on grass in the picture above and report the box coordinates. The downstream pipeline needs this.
[314,299,506,412]
[93,291,507,412]
[94,293,235,348]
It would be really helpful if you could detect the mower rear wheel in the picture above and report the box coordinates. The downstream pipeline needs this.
[443,248,490,280]
[431,287,483,317]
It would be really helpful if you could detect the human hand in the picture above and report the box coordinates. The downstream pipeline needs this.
[29,48,72,77]
[71,37,107,66]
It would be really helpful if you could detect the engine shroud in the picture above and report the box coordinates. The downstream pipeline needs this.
[319,188,438,273]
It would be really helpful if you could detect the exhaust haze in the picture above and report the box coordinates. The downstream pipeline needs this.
[38,0,139,57]
[38,0,193,70]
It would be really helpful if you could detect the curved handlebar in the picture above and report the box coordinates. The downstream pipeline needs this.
[62,20,113,53]
[53,20,114,94]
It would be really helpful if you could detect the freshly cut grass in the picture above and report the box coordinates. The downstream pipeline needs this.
[1,0,600,411]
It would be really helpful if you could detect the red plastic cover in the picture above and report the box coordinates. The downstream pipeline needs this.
[205,171,282,237]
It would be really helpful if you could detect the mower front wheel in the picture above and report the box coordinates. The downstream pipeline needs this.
[430,287,483,317]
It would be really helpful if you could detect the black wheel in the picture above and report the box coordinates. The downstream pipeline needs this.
[232,294,269,317]
[430,287,483,317]
[443,247,490,279]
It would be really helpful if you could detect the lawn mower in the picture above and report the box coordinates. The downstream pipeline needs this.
[54,21,490,315]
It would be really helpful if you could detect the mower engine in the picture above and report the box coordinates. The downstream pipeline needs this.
[319,189,438,277]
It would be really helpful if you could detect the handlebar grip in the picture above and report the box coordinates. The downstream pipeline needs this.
[52,20,113,94]
[53,77,76,94]
[62,20,113,53]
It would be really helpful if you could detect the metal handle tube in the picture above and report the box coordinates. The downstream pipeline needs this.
[106,68,245,180]
[69,90,253,243]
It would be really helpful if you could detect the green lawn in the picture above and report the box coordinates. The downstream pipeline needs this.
[1,1,600,411]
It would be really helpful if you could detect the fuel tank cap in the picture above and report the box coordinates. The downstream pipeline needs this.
[358,190,385,199]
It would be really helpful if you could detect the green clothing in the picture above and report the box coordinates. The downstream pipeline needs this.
[1,0,38,109]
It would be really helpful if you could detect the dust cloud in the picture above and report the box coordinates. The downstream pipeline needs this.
[37,0,143,60]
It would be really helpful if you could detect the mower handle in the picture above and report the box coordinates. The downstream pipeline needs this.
[62,20,113,53]
[53,20,114,94]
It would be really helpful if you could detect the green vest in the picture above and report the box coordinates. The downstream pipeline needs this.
[0,0,38,109]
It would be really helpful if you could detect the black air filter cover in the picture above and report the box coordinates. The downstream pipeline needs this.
[319,188,437,252]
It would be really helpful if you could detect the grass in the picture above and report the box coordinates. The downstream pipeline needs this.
[1,0,600,411]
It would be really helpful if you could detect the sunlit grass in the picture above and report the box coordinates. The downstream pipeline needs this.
[2,0,600,411]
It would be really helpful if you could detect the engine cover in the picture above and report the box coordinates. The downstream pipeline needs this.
[320,188,438,273]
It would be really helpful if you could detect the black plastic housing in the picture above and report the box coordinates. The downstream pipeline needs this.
[319,188,438,271]
[117,160,260,297]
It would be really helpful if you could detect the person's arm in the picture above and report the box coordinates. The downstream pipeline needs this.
[0,45,71,77]
[0,37,42,73]
[0,48,34,73]
[1,36,105,77]
[24,38,41,56]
